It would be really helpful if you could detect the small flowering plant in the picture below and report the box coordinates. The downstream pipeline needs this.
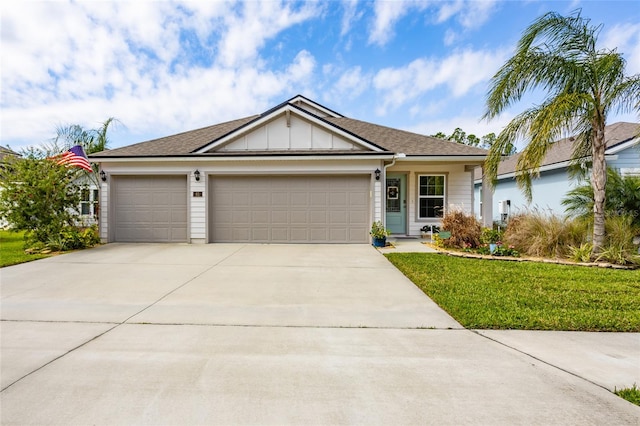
[370,221,391,239]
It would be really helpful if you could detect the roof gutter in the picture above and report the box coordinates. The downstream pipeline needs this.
[398,155,486,162]
[90,153,397,163]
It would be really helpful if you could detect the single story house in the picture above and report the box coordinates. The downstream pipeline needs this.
[91,95,490,243]
[474,122,640,222]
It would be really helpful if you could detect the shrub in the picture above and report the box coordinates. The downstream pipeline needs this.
[503,210,588,258]
[440,209,481,249]
[596,214,640,265]
[25,225,100,253]
[568,243,594,263]
[480,227,503,244]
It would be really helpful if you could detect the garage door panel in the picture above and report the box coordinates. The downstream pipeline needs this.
[309,228,327,241]
[330,193,347,206]
[329,229,348,240]
[291,192,308,205]
[309,193,326,206]
[113,176,187,243]
[210,175,369,243]
[272,211,289,224]
[295,212,311,224]
[251,228,269,240]
[290,228,309,241]
[252,193,270,205]
[330,211,347,224]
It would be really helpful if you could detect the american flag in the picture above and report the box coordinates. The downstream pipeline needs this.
[56,145,92,172]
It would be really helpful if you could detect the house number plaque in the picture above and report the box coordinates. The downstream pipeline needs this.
[193,191,203,197]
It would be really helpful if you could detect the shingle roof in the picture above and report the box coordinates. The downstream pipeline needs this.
[0,146,20,161]
[323,117,489,156]
[91,99,489,158]
[474,122,640,180]
[92,115,258,157]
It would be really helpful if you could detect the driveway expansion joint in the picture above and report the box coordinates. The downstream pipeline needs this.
[470,329,614,394]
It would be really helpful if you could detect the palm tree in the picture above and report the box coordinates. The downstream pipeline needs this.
[53,118,119,185]
[54,117,118,155]
[562,168,640,228]
[482,10,640,254]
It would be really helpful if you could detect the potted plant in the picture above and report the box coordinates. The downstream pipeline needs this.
[370,221,390,247]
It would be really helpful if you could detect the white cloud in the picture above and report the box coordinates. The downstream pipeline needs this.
[334,66,371,99]
[217,1,320,67]
[443,29,459,46]
[341,0,362,36]
[372,48,508,115]
[455,0,498,30]
[0,1,321,150]
[368,0,428,46]
[436,0,464,23]
[602,22,640,74]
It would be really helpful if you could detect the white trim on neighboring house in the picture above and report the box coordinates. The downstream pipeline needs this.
[620,168,640,176]
[606,137,640,155]
[473,155,619,184]
[194,105,386,154]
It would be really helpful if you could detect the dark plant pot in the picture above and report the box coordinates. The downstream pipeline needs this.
[372,236,386,247]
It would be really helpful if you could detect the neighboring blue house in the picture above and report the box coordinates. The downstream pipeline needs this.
[474,122,640,223]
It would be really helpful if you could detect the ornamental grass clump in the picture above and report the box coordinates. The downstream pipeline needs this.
[503,210,587,258]
[596,214,640,265]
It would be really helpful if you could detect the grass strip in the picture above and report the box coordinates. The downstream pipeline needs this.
[615,384,640,406]
[0,230,50,267]
[386,253,640,331]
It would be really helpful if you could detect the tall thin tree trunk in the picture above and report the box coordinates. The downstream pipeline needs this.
[591,123,607,255]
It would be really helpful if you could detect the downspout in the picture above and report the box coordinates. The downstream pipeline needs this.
[382,153,406,227]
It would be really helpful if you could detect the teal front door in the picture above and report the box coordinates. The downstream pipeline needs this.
[386,174,406,234]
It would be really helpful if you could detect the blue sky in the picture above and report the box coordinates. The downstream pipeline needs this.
[2,0,639,152]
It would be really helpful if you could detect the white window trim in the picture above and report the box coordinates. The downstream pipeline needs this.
[80,188,99,217]
[417,174,446,220]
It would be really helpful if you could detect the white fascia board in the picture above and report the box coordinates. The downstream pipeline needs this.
[91,154,395,163]
[193,105,383,153]
[606,138,639,155]
[289,95,343,117]
[474,155,619,183]
[398,156,486,162]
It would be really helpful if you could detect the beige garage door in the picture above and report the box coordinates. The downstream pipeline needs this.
[113,175,188,242]
[210,175,370,243]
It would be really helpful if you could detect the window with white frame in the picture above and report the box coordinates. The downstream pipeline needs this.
[418,175,445,218]
[80,188,99,217]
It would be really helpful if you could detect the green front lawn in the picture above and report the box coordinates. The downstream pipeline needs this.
[386,253,640,331]
[0,230,50,267]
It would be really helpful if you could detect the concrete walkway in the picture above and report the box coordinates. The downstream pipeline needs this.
[376,236,438,253]
[1,243,639,425]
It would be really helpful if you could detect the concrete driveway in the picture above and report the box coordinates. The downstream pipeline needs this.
[1,243,638,425]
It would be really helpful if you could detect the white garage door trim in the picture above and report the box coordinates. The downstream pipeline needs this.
[112,175,188,243]
[209,175,370,243]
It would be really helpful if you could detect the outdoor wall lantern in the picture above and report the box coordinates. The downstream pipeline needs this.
[375,168,381,181]
[100,170,107,182]
[194,169,201,182]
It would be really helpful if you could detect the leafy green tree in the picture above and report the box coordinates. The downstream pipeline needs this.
[0,150,82,245]
[431,129,514,153]
[562,169,640,227]
[482,10,640,254]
